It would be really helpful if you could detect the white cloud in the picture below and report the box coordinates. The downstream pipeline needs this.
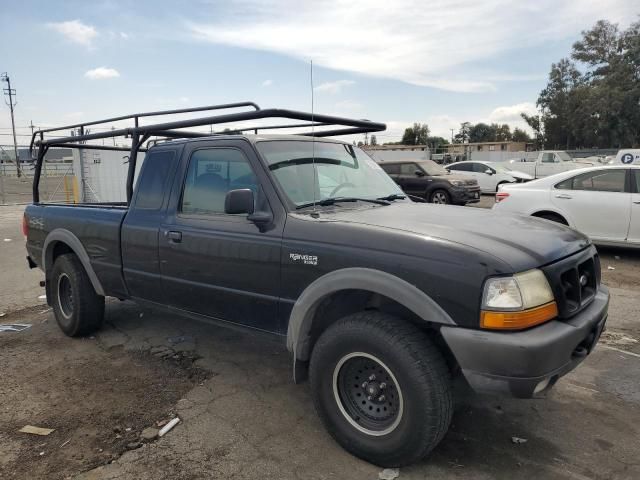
[120,32,129,39]
[262,79,273,87]
[84,67,120,80]
[314,80,355,94]
[488,102,539,124]
[189,0,634,93]
[48,20,97,47]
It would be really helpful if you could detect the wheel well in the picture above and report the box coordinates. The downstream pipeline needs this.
[532,210,568,225]
[305,289,454,369]
[51,242,73,263]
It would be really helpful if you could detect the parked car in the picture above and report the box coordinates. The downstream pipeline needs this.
[445,161,533,193]
[24,105,609,467]
[508,150,594,178]
[494,165,640,247]
[379,159,480,204]
[612,149,640,165]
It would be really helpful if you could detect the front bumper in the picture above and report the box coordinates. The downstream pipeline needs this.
[440,286,609,398]
[451,186,480,204]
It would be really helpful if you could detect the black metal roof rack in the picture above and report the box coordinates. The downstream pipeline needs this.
[28,101,386,204]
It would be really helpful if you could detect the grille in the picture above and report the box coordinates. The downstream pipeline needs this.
[542,248,600,319]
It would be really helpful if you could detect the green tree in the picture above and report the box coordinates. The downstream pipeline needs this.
[521,113,545,149]
[533,19,640,149]
[401,123,430,145]
[512,127,532,143]
[468,123,493,142]
[454,122,471,143]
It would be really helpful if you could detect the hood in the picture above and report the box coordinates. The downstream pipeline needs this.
[431,173,477,185]
[323,202,590,271]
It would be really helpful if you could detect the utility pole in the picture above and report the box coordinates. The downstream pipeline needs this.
[450,128,454,143]
[1,73,22,178]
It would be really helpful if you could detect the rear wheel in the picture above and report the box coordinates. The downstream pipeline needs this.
[533,212,568,225]
[51,253,105,337]
[429,189,450,205]
[309,311,452,467]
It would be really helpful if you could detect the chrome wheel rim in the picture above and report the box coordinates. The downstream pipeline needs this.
[332,352,403,436]
[432,192,447,204]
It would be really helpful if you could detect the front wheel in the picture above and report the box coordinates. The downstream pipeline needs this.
[429,189,450,204]
[51,253,105,337]
[309,312,452,467]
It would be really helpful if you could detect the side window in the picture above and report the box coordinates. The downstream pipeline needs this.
[634,170,640,193]
[399,163,418,175]
[181,148,258,215]
[380,163,400,175]
[472,163,488,173]
[447,164,460,171]
[541,153,556,163]
[557,169,626,192]
[134,151,177,210]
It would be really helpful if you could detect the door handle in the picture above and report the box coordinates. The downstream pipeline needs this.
[166,230,182,243]
[555,194,572,199]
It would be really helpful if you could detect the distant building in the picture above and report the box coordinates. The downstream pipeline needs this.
[364,144,429,162]
[445,141,534,154]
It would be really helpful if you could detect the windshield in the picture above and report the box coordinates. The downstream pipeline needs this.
[256,141,403,207]
[419,160,449,176]
[557,151,572,161]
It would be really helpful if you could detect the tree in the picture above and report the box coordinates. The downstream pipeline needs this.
[454,122,471,143]
[521,113,545,149]
[468,123,493,143]
[401,123,430,145]
[531,19,640,149]
[370,135,378,146]
[512,127,532,143]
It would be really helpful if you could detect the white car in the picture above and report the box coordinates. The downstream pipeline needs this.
[493,165,640,247]
[445,161,533,193]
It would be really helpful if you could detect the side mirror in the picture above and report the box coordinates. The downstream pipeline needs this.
[485,169,494,175]
[224,189,254,215]
[415,170,425,177]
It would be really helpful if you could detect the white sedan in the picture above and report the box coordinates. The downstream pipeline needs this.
[493,165,640,247]
[445,161,533,193]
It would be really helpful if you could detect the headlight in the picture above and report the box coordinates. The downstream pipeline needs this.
[450,179,465,186]
[481,269,557,330]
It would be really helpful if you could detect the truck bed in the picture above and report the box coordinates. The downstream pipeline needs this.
[25,203,129,298]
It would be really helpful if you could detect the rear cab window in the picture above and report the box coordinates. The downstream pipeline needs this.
[134,150,178,210]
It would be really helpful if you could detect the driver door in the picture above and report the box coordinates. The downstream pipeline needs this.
[159,140,284,332]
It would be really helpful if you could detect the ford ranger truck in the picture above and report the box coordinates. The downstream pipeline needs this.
[25,123,608,468]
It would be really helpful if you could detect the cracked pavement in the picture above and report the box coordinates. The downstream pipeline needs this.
[1,204,640,479]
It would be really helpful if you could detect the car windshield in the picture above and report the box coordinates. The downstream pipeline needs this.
[490,163,512,173]
[557,151,573,161]
[256,140,403,207]
[418,160,449,176]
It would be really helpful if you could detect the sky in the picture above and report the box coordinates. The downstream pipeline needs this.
[0,0,637,146]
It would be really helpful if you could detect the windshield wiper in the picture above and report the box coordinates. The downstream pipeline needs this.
[296,197,391,210]
[377,193,406,201]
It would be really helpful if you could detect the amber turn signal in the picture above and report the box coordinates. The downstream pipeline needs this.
[480,301,559,330]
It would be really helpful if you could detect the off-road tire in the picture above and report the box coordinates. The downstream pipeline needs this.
[309,311,453,467]
[50,253,105,337]
[429,189,450,205]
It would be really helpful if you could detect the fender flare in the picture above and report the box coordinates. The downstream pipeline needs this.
[286,267,454,363]
[42,228,105,296]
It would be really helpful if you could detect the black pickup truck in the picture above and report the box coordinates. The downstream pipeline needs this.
[24,105,608,467]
